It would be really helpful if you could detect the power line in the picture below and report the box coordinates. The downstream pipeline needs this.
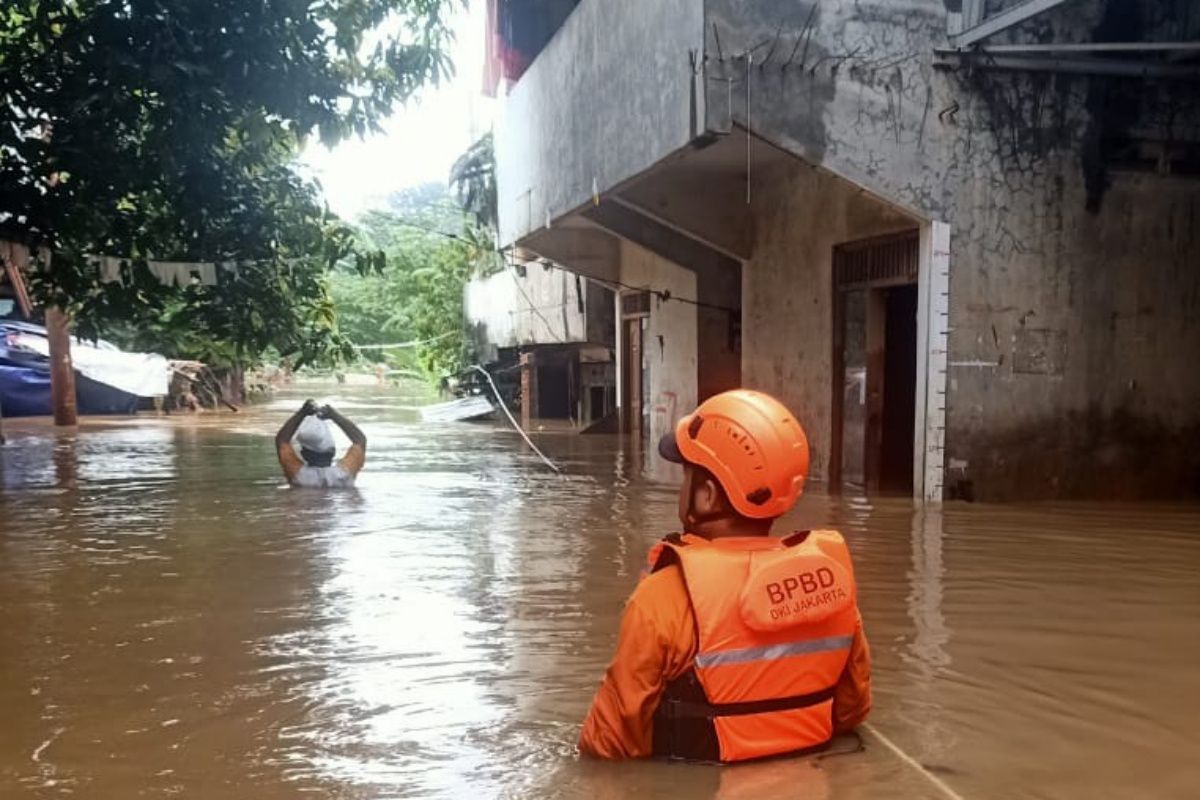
[384,218,473,243]
[365,216,739,317]
[350,332,455,350]
[501,247,739,316]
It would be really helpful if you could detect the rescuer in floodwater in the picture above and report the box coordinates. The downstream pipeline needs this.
[579,390,871,762]
[275,398,367,489]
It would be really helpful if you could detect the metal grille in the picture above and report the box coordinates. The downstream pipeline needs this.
[834,231,919,288]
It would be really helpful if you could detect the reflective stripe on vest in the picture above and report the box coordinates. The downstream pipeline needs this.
[649,531,859,763]
[695,634,855,669]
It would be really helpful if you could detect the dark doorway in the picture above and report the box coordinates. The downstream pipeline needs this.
[537,362,570,419]
[831,230,920,496]
[880,285,917,494]
[588,386,606,423]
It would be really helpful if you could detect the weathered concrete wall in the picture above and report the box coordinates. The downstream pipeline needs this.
[583,198,742,404]
[946,165,1200,500]
[703,0,1200,220]
[704,0,956,218]
[949,0,1200,499]
[741,164,916,486]
[584,275,616,348]
[620,241,698,478]
[496,0,704,247]
[709,0,1200,499]
[498,0,1200,498]
[694,259,741,404]
[465,266,601,352]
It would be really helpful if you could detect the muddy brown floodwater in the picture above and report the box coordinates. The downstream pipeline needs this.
[1,383,1198,799]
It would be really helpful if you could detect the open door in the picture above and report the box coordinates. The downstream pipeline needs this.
[621,292,650,442]
[831,231,919,495]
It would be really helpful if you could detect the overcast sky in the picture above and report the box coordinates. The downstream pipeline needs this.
[300,2,494,221]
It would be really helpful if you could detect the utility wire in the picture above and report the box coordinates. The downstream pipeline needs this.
[381,218,739,316]
[385,218,475,243]
[350,332,455,350]
[469,364,562,474]
[504,247,739,315]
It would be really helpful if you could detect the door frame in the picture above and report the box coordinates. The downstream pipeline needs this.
[830,230,921,495]
[618,290,651,439]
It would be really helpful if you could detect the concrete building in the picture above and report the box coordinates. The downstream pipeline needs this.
[465,262,616,427]
[491,0,1200,501]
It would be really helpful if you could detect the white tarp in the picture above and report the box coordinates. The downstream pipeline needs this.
[10,332,170,398]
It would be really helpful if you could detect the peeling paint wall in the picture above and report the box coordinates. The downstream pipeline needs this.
[741,164,916,486]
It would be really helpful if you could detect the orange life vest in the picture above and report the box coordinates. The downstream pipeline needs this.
[646,531,859,763]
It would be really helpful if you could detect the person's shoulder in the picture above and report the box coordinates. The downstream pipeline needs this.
[810,528,847,539]
[338,443,366,476]
[278,441,303,480]
[635,562,686,597]
[626,562,692,628]
[802,529,851,550]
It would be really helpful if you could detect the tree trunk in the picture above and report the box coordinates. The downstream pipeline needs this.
[46,307,78,426]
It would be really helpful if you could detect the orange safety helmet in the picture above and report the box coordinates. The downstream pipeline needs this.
[658,390,810,519]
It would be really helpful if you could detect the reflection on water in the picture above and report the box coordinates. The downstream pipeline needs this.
[1,384,1199,799]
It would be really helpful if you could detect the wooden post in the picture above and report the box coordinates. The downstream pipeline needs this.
[520,350,538,430]
[46,307,78,426]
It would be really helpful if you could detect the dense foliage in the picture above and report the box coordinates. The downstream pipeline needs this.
[0,0,457,367]
[329,184,477,379]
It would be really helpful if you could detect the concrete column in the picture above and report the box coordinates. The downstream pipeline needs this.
[46,307,77,427]
[520,351,538,430]
[915,221,950,503]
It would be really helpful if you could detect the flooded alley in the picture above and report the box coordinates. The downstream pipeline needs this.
[1,384,1198,799]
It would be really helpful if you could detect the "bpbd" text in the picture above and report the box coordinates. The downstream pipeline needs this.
[766,568,837,604]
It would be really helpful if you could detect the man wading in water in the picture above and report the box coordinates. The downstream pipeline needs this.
[579,390,871,762]
[275,399,367,489]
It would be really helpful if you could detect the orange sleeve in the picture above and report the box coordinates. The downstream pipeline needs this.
[338,443,366,476]
[578,567,696,759]
[832,612,872,733]
[277,442,304,483]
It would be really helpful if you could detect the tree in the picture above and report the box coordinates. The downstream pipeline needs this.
[449,131,497,229]
[329,183,474,379]
[448,131,503,279]
[0,0,458,366]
